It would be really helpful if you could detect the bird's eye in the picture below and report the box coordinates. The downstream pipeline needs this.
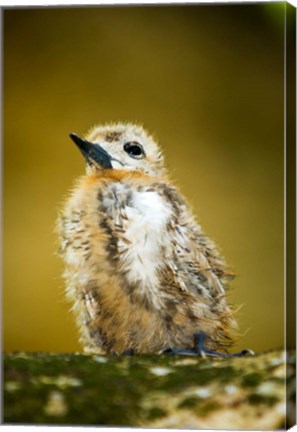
[123,142,145,159]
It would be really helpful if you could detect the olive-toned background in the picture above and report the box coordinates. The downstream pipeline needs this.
[3,3,285,353]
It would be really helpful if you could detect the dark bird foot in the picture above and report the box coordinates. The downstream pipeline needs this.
[122,349,135,356]
[161,332,255,358]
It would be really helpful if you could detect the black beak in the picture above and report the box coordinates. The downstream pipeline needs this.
[69,133,113,169]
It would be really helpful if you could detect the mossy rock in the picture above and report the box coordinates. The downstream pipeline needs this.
[3,350,295,429]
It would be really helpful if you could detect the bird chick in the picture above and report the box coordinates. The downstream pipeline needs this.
[58,123,241,356]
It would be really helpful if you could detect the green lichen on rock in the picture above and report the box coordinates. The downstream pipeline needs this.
[3,350,295,429]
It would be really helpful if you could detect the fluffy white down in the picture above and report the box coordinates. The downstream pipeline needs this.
[105,186,173,308]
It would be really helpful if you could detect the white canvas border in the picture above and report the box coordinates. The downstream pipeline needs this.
[1,0,296,9]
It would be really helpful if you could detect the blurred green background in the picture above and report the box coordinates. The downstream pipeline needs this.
[3,3,285,353]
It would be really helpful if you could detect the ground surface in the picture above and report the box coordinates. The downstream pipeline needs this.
[3,350,295,429]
